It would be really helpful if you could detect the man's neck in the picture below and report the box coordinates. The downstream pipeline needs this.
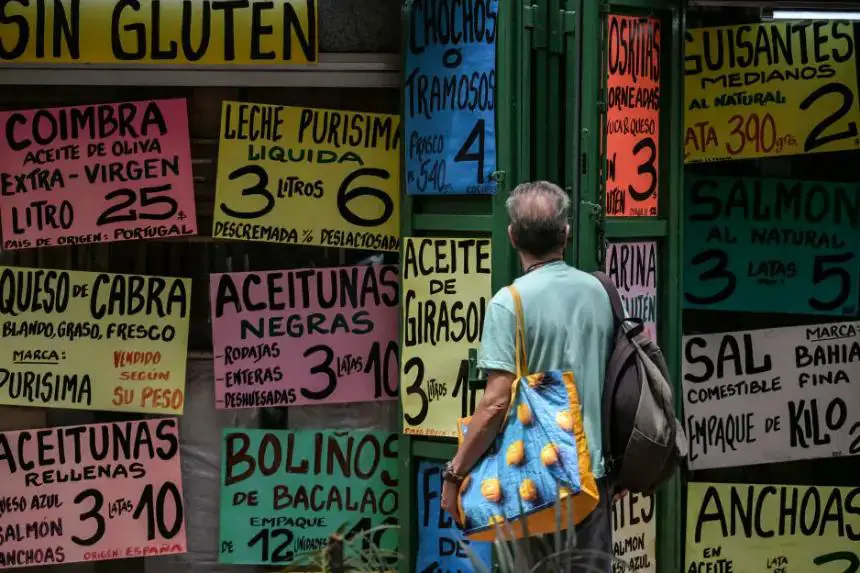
[520,251,564,273]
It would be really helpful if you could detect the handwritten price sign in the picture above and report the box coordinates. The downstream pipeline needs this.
[212,102,400,251]
[0,99,197,250]
[0,419,186,570]
[683,175,860,316]
[685,21,860,163]
[405,0,498,195]
[606,15,661,216]
[210,265,399,409]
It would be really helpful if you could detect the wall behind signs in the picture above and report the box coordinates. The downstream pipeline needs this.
[683,9,860,489]
[0,81,402,572]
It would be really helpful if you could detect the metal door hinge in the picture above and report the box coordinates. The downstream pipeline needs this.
[549,9,576,54]
[527,3,548,50]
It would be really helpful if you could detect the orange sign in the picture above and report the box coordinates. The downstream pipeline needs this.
[606,15,661,217]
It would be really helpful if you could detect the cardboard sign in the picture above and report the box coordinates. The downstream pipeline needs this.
[0,0,317,65]
[684,175,860,316]
[0,418,186,569]
[416,460,491,573]
[401,238,491,437]
[613,492,656,573]
[0,99,197,250]
[605,242,658,340]
[686,482,860,573]
[0,265,190,414]
[606,15,661,216]
[218,429,398,566]
[683,321,860,470]
[404,0,498,195]
[210,264,399,409]
[685,22,860,163]
[212,102,400,252]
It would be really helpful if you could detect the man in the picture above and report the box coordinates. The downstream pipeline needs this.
[440,181,615,567]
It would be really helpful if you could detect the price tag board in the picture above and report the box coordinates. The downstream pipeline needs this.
[0,266,191,414]
[685,21,860,163]
[613,492,656,573]
[400,238,491,437]
[683,175,860,316]
[687,482,860,573]
[683,321,860,470]
[212,102,400,252]
[0,418,186,570]
[218,429,398,566]
[605,241,658,340]
[210,264,399,409]
[0,99,197,250]
[416,460,491,573]
[404,0,498,195]
[606,15,661,216]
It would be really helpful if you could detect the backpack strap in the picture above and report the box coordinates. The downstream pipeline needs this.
[591,271,625,330]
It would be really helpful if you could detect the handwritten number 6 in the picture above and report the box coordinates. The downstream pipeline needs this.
[301,345,336,400]
[684,249,736,306]
[403,356,429,426]
[628,136,657,202]
[336,167,394,227]
[814,551,859,573]
[809,253,854,312]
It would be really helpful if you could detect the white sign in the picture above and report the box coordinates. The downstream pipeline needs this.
[605,242,657,340]
[683,321,860,470]
[612,492,656,573]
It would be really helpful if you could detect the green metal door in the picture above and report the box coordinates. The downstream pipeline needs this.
[397,1,535,570]
[567,1,686,573]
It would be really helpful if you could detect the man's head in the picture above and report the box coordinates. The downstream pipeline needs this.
[505,181,570,258]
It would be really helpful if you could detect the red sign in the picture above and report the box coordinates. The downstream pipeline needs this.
[605,15,661,217]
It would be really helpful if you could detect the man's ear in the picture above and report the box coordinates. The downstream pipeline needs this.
[507,225,516,247]
[564,224,570,241]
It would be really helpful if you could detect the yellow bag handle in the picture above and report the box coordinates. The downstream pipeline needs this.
[508,285,528,379]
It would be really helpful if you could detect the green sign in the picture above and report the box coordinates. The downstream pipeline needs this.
[218,429,399,565]
[684,175,860,316]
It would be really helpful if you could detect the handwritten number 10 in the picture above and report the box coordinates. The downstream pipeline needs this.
[455,120,486,184]
[72,483,183,547]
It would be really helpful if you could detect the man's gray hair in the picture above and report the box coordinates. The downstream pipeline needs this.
[505,181,570,257]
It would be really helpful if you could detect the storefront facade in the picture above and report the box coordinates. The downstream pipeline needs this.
[1,0,858,572]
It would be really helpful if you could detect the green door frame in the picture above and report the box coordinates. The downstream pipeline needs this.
[572,2,686,573]
[397,1,533,570]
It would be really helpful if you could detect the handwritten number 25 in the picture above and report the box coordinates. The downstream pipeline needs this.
[684,249,736,306]
[814,552,859,573]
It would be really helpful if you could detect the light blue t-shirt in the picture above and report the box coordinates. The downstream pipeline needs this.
[477,261,613,479]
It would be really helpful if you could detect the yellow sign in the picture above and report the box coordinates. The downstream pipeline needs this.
[213,102,401,252]
[685,21,860,163]
[686,482,860,573]
[0,266,191,414]
[0,0,317,65]
[400,238,491,437]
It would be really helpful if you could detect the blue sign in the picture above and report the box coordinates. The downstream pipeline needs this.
[684,175,860,316]
[405,0,498,195]
[416,460,492,573]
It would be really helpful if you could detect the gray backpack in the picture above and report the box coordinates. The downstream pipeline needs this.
[592,272,687,495]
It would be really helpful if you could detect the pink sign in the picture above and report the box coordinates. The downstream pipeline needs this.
[605,241,658,340]
[0,99,197,250]
[210,264,400,409]
[0,418,186,569]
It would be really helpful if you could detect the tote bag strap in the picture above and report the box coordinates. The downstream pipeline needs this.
[507,285,528,379]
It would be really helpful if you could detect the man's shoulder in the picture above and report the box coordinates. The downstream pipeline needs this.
[488,285,515,312]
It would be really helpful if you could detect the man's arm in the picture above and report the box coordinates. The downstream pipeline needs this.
[451,297,517,475]
[451,370,515,475]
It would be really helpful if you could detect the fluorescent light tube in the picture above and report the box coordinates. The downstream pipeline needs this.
[771,10,860,20]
